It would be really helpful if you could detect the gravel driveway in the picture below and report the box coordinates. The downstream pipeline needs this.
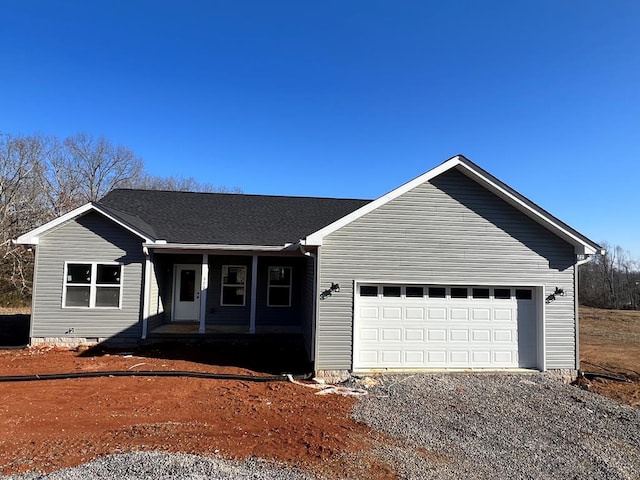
[5,373,640,479]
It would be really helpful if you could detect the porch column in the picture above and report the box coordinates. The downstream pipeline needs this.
[199,254,209,334]
[141,248,151,340]
[249,255,258,333]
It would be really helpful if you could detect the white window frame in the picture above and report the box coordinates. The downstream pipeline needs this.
[267,266,292,307]
[62,261,123,309]
[220,265,247,307]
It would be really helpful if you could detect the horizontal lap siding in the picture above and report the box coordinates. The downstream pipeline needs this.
[206,256,252,326]
[146,258,164,332]
[32,212,144,340]
[317,169,576,370]
[256,257,305,326]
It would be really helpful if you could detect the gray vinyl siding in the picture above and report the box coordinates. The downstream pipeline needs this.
[317,169,576,371]
[31,211,144,341]
[255,257,305,326]
[146,255,165,332]
[206,255,253,326]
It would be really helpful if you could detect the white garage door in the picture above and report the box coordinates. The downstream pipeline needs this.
[354,284,537,370]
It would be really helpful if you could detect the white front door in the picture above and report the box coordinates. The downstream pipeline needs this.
[173,264,202,321]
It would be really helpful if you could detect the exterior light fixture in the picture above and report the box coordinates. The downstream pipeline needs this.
[320,282,341,300]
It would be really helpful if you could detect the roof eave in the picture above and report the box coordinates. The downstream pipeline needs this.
[14,203,156,245]
[304,155,602,255]
[144,242,300,253]
[452,158,602,256]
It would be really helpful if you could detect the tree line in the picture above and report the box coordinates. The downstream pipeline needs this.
[2,132,639,310]
[579,243,640,310]
[1,132,235,305]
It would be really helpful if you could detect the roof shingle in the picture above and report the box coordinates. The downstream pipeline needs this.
[97,189,371,246]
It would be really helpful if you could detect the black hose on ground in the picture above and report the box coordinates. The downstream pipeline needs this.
[581,371,633,383]
[0,370,313,383]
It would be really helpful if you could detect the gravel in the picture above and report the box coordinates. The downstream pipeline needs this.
[5,373,640,479]
[4,453,314,480]
[350,373,640,479]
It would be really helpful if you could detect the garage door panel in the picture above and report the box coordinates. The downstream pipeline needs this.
[382,329,402,341]
[405,329,424,341]
[494,330,514,342]
[449,329,469,342]
[450,308,469,320]
[471,308,491,321]
[472,351,491,363]
[472,329,491,342]
[428,351,447,363]
[382,307,402,320]
[449,351,469,363]
[494,309,513,321]
[359,328,379,341]
[405,351,424,363]
[360,307,379,319]
[405,307,425,320]
[358,351,378,363]
[382,351,401,363]
[494,351,516,364]
[354,285,535,370]
[428,308,446,320]
[428,329,447,341]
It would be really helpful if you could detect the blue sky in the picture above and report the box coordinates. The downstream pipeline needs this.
[2,1,639,258]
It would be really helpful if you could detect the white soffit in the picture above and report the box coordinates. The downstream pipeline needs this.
[304,155,600,255]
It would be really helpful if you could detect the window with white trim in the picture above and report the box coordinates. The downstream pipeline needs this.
[268,266,292,307]
[221,265,246,306]
[63,263,122,308]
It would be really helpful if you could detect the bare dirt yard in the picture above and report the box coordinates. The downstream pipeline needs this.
[0,344,393,478]
[579,306,640,407]
[0,306,638,478]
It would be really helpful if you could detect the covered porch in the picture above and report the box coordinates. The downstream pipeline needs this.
[141,246,317,357]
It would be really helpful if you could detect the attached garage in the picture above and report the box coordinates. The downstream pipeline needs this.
[353,284,541,371]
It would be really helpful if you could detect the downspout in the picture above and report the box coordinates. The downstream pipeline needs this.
[299,242,318,364]
[27,244,37,344]
[574,254,595,371]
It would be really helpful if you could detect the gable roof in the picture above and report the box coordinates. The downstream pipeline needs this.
[304,155,602,255]
[14,202,158,245]
[98,189,370,247]
[15,155,602,256]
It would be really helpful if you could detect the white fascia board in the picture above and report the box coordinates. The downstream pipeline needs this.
[305,154,600,255]
[145,243,293,252]
[305,156,465,245]
[15,203,154,245]
[454,161,600,255]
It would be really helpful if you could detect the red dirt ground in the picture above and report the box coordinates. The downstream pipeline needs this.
[0,346,396,478]
[579,306,640,408]
[1,306,637,477]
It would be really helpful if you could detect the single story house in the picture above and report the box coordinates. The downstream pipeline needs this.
[15,155,602,375]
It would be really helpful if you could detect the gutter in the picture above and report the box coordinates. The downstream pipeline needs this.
[144,243,299,252]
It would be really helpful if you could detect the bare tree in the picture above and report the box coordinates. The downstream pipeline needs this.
[2,131,237,305]
[64,133,144,202]
[133,173,241,193]
[0,134,43,295]
[579,242,640,310]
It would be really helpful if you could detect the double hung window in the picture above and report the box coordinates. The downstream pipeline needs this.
[63,263,122,308]
[268,266,292,307]
[221,265,246,306]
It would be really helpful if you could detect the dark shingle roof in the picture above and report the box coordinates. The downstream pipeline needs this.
[97,189,371,246]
